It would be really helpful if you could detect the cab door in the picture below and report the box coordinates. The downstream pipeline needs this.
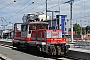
[27,25,32,39]
[21,24,28,38]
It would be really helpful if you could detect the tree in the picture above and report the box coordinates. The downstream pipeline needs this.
[86,26,90,34]
[73,23,81,34]
[82,27,85,35]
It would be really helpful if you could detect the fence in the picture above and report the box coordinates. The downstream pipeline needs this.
[74,40,90,50]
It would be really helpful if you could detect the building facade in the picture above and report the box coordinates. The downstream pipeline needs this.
[45,15,68,35]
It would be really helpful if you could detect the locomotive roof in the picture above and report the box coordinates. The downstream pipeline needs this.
[23,21,48,25]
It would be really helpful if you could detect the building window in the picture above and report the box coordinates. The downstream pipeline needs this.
[65,22,66,25]
[60,24,61,26]
[65,28,66,31]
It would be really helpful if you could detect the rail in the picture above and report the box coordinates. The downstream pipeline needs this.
[0,39,90,60]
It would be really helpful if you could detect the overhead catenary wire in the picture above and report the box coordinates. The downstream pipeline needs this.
[0,0,32,25]
[5,0,31,20]
[7,1,34,20]
[73,0,87,21]
[12,0,31,13]
[35,2,64,13]
[5,0,57,21]
[33,0,62,13]
[0,17,8,25]
[3,0,89,23]
[24,2,45,13]
[0,1,14,10]
[46,0,82,15]
[13,1,51,21]
[2,17,8,23]
[73,14,90,20]
[15,0,46,13]
[15,0,84,21]
[47,0,89,20]
[6,0,44,20]
[0,0,5,4]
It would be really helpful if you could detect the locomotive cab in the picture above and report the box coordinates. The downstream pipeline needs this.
[20,22,48,41]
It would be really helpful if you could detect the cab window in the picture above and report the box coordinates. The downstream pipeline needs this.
[21,25,27,32]
[41,24,48,29]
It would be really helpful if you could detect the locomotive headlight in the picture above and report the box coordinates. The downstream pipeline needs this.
[64,39,66,40]
[14,0,16,2]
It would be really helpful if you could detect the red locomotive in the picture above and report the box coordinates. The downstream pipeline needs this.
[12,13,69,55]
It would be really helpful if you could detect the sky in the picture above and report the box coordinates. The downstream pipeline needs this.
[0,0,90,29]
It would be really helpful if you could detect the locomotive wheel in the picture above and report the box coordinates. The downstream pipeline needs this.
[53,47,56,55]
[46,47,52,55]
[39,47,42,52]
[54,49,57,55]
[26,45,29,51]
[17,43,21,50]
[37,46,41,52]
[64,46,67,55]
[17,45,21,50]
[24,43,28,50]
[49,47,56,55]
[57,47,61,55]
[51,49,54,55]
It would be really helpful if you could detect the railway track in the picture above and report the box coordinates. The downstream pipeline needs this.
[0,57,5,60]
[0,41,80,60]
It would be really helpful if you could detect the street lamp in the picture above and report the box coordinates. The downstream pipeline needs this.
[63,0,74,42]
[0,17,3,39]
[46,0,47,21]
[14,0,16,2]
[80,20,83,40]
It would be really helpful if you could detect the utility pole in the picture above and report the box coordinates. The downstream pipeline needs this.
[70,0,73,42]
[63,0,74,42]
[58,0,60,14]
[47,10,60,28]
[80,20,82,40]
[46,0,47,21]
[0,17,3,39]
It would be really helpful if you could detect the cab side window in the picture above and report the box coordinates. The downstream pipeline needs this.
[29,26,31,34]
[21,25,27,32]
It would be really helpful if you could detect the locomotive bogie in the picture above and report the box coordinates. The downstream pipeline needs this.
[12,39,68,55]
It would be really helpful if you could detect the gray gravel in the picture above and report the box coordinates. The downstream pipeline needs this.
[0,46,48,60]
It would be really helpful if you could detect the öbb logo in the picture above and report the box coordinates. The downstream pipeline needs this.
[52,33,58,36]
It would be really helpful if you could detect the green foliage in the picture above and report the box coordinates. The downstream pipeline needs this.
[73,23,81,34]
[86,26,90,34]
[82,28,85,34]
[73,23,90,34]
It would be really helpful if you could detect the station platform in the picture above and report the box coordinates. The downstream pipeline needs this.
[68,40,90,54]
[0,39,12,42]
[69,48,90,53]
